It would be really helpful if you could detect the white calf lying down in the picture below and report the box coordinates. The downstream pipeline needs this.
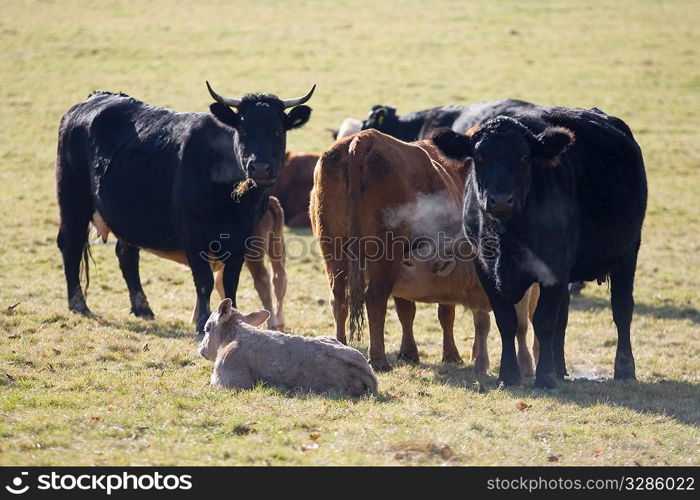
[198,299,378,396]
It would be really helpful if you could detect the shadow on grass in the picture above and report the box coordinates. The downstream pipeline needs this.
[95,316,195,340]
[569,294,700,324]
[419,359,700,427]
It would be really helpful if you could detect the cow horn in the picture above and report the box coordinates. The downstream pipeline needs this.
[206,81,241,107]
[281,84,316,109]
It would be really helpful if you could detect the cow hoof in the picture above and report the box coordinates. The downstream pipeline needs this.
[69,305,94,318]
[614,353,636,380]
[442,353,464,364]
[397,351,420,364]
[473,355,489,374]
[520,365,535,378]
[370,359,392,372]
[132,308,155,320]
[534,372,558,390]
[614,369,636,380]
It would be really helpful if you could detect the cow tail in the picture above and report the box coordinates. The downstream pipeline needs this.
[346,134,370,342]
[81,233,93,295]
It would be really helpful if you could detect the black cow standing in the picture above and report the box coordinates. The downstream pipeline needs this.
[55,83,314,334]
[360,99,535,141]
[432,107,647,389]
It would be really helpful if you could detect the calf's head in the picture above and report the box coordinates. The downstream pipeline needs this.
[197,298,270,361]
[431,118,574,220]
[207,82,314,186]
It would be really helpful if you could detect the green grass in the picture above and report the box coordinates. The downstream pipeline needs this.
[0,0,698,465]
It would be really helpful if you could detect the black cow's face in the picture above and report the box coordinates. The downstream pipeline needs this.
[210,96,311,187]
[362,105,398,133]
[432,118,574,221]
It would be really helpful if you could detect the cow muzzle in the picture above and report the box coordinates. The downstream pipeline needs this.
[486,193,514,219]
[249,162,275,186]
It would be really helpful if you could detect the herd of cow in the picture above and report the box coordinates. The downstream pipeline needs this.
[55,82,647,393]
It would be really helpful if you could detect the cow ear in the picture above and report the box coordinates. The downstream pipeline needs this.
[286,106,312,130]
[534,127,574,166]
[210,103,240,128]
[431,129,473,160]
[217,298,234,318]
[241,309,270,327]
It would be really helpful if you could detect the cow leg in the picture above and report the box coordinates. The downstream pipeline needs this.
[186,249,215,335]
[246,259,277,329]
[330,265,349,344]
[611,249,639,380]
[440,304,463,364]
[533,284,567,389]
[365,281,392,372]
[395,297,419,364]
[553,290,570,379]
[115,240,154,319]
[268,228,287,331]
[56,182,93,317]
[515,291,535,378]
[221,254,246,306]
[489,297,520,387]
[530,285,540,363]
[470,309,489,374]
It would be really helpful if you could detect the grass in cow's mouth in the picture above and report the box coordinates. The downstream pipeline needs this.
[231,178,257,200]
[0,0,698,466]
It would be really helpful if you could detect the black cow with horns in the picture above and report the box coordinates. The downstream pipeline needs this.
[55,82,314,334]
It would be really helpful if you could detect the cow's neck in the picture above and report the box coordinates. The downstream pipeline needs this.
[394,110,433,141]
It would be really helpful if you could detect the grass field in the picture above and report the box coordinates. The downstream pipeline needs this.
[1,0,698,465]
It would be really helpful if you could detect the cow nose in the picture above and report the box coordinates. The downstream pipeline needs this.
[249,162,271,181]
[487,194,514,216]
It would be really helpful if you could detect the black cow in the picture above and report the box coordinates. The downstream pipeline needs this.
[431,107,647,389]
[361,99,535,142]
[55,83,314,334]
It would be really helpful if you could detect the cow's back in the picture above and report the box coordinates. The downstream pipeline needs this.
[59,92,224,250]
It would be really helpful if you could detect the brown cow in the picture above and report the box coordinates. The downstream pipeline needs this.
[270,151,319,228]
[310,129,537,376]
[94,196,286,330]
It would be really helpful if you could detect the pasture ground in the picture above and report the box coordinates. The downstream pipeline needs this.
[0,0,698,465]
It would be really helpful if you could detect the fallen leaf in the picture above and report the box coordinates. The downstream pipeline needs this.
[517,401,532,411]
[86,346,94,351]
[6,302,21,311]
[593,449,602,457]
[548,455,560,463]
[309,432,321,441]
[300,443,319,452]
[90,416,102,422]
[52,347,61,355]
[8,334,21,339]
[6,373,16,382]
[46,363,55,373]
[24,361,35,368]
[142,343,150,352]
